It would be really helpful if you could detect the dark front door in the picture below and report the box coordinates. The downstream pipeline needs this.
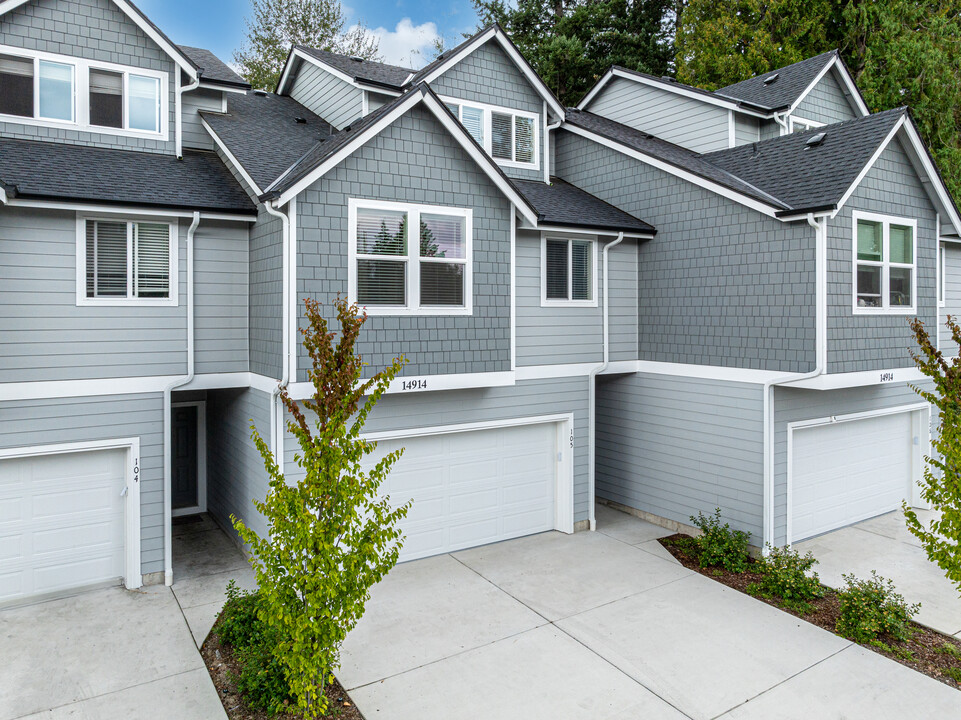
[172,405,198,511]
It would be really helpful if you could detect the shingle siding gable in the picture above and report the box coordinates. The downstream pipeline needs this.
[793,69,860,126]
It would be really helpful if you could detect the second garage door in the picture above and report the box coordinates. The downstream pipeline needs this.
[368,421,561,561]
[790,410,919,542]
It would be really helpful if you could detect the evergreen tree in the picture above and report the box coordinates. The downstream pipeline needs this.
[234,0,380,91]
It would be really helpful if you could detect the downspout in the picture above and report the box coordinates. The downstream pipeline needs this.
[163,211,200,586]
[761,212,826,550]
[773,111,790,136]
[588,232,625,531]
[262,200,291,465]
[176,73,201,159]
[543,100,561,184]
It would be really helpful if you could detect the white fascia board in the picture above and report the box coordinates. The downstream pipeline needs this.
[898,121,961,236]
[286,371,516,400]
[563,124,782,218]
[0,372,277,402]
[278,47,357,95]
[515,361,638,380]
[0,0,199,80]
[787,55,840,116]
[0,185,6,204]
[782,367,926,390]
[634,360,794,384]
[532,223,653,239]
[829,116,905,216]
[197,82,247,95]
[200,115,264,197]
[271,91,540,224]
[577,68,615,110]
[5,197,255,222]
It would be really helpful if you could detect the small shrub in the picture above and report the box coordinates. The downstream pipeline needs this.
[215,580,266,651]
[869,639,917,662]
[689,508,751,573]
[235,635,295,716]
[937,643,961,659]
[835,572,920,643]
[749,545,826,603]
[945,667,961,684]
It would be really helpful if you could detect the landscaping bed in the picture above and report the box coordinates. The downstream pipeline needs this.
[201,607,364,720]
[659,532,961,690]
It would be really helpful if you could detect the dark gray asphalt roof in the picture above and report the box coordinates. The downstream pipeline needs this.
[513,177,655,234]
[0,138,254,213]
[704,108,906,213]
[715,51,838,111]
[607,66,771,111]
[201,90,335,192]
[564,109,789,209]
[296,46,411,88]
[178,45,250,88]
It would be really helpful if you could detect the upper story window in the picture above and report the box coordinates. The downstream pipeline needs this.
[78,217,177,306]
[0,45,166,138]
[443,97,539,169]
[348,199,472,316]
[542,235,597,307]
[853,211,916,314]
[790,117,824,133]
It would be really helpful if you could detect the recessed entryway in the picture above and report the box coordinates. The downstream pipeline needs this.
[788,403,929,543]
[0,438,141,608]
[172,401,206,517]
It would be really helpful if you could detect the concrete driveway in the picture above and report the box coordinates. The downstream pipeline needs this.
[340,504,960,720]
[796,509,961,638]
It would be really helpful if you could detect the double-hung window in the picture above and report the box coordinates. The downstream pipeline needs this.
[444,98,538,169]
[542,236,596,306]
[853,211,916,313]
[0,45,165,137]
[79,218,177,306]
[349,199,472,315]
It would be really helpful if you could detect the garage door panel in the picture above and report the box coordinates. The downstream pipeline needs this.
[791,412,915,542]
[367,422,559,561]
[0,448,127,604]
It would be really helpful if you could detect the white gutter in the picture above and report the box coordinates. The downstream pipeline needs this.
[176,73,201,159]
[774,111,790,136]
[162,211,200,586]
[761,212,827,549]
[262,200,292,465]
[587,232,625,531]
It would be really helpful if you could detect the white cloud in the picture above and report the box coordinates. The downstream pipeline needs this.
[350,18,441,69]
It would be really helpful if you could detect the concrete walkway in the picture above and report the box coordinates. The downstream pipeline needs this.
[796,509,961,637]
[340,503,960,720]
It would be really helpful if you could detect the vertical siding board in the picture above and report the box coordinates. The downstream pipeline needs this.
[194,221,249,374]
[289,61,363,130]
[941,245,961,355]
[0,0,178,154]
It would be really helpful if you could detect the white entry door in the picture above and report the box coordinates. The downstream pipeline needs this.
[0,448,127,605]
[790,410,920,542]
[368,421,561,561]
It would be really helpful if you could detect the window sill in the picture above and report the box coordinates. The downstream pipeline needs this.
[0,112,167,141]
[359,305,473,317]
[852,306,917,316]
[76,297,178,308]
[495,158,540,171]
[540,299,598,309]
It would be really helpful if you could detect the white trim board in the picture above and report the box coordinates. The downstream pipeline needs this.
[850,209,918,315]
[3,198,255,222]
[287,371,515,400]
[782,366,926,390]
[540,233,599,308]
[0,372,278,402]
[0,437,143,591]
[785,402,930,544]
[360,412,575,535]
[788,56,870,118]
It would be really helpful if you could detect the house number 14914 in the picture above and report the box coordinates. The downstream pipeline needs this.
[879,372,895,383]
[401,379,428,391]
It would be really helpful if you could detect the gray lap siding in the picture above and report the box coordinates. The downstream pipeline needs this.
[0,0,178,154]
[295,104,511,380]
[827,138,938,373]
[0,393,166,575]
[554,130,817,372]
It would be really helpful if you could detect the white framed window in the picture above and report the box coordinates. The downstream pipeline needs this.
[442,96,539,169]
[348,199,472,316]
[541,235,597,307]
[939,243,946,307]
[789,116,824,133]
[0,44,167,139]
[76,216,178,306]
[852,210,917,314]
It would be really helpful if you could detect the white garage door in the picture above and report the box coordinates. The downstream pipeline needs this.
[369,422,559,561]
[0,448,127,605]
[791,411,916,542]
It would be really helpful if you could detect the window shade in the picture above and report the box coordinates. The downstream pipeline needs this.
[89,68,123,129]
[420,263,464,306]
[545,239,569,299]
[357,208,407,255]
[515,116,534,163]
[491,112,512,160]
[128,74,159,132]
[86,220,128,297]
[461,105,484,146]
[857,220,882,261]
[38,60,73,121]
[134,223,170,298]
[0,54,33,118]
[890,225,913,264]
[357,259,406,305]
[420,214,465,259]
[571,240,592,300]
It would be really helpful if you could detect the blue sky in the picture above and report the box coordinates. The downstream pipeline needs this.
[137,0,481,69]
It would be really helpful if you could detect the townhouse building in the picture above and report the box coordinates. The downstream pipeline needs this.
[1,0,958,607]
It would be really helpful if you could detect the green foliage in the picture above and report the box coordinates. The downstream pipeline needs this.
[232,297,408,718]
[946,667,961,684]
[235,639,294,715]
[937,642,961,659]
[749,545,826,605]
[689,508,751,572]
[215,580,267,650]
[472,0,677,104]
[234,0,380,90]
[835,572,920,643]
[674,0,961,201]
[868,639,917,663]
[907,317,961,593]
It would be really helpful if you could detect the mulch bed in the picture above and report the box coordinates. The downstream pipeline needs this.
[201,618,365,720]
[659,534,961,690]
